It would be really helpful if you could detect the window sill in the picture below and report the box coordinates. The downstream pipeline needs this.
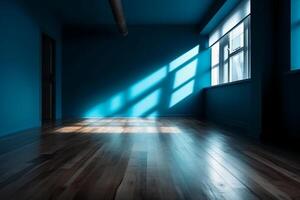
[206,78,251,89]
[286,68,300,76]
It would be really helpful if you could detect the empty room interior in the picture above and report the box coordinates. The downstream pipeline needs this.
[1,0,300,199]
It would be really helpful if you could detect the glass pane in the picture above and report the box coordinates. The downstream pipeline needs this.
[211,42,220,66]
[244,19,250,79]
[212,66,219,86]
[230,23,244,53]
[230,52,245,82]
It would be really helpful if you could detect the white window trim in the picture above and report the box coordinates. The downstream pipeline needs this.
[211,16,251,86]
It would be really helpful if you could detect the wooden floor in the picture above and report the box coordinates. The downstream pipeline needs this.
[0,118,300,200]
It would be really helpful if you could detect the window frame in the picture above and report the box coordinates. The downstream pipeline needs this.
[211,15,251,86]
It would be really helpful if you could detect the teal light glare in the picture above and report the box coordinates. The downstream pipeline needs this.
[147,111,159,118]
[85,104,106,118]
[85,92,125,117]
[169,45,199,72]
[84,44,204,117]
[109,92,124,112]
[130,89,161,116]
[173,59,198,89]
[129,67,167,100]
[169,80,195,108]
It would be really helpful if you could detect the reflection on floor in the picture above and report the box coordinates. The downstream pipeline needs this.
[55,119,181,134]
[0,118,300,200]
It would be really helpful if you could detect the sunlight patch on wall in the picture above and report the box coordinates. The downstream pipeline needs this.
[169,45,199,72]
[169,52,198,107]
[169,80,195,108]
[129,66,167,100]
[173,59,198,89]
[85,104,106,117]
[109,93,125,112]
[129,89,161,116]
[85,92,125,117]
[146,111,159,118]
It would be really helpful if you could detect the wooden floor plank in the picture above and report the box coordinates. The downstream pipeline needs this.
[0,118,299,200]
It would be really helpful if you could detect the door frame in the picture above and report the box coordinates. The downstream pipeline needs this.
[41,33,56,124]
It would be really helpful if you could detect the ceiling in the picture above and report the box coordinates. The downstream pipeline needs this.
[201,0,242,34]
[37,0,217,26]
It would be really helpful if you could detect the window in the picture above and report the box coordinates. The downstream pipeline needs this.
[211,42,219,85]
[291,0,300,70]
[211,16,250,86]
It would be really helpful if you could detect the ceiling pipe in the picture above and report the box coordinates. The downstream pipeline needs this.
[109,0,128,36]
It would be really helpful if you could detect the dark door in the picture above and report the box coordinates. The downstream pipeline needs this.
[42,34,56,123]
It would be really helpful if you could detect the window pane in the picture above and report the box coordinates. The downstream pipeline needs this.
[211,42,220,66]
[211,42,220,86]
[212,66,219,86]
[244,18,250,79]
[230,52,245,82]
[230,23,244,53]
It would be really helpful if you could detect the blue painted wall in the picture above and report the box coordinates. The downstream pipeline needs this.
[205,81,252,133]
[0,0,62,137]
[283,73,300,138]
[291,0,300,70]
[62,26,211,118]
